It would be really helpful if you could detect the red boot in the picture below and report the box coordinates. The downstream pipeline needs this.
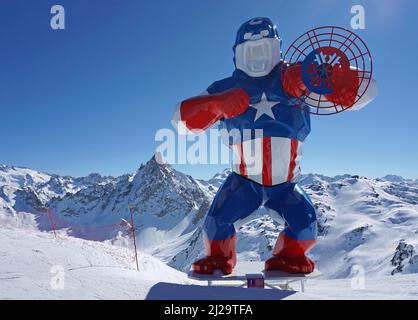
[192,235,237,275]
[265,233,316,274]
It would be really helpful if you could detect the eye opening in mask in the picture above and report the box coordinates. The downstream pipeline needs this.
[243,32,252,40]
[260,29,269,37]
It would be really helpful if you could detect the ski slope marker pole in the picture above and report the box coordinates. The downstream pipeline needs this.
[129,204,139,271]
[46,208,57,239]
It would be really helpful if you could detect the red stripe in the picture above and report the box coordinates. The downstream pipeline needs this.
[262,137,272,186]
[238,143,247,177]
[287,139,299,181]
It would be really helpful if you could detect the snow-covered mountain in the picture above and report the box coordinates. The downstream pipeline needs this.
[1,158,418,281]
[0,156,212,252]
[170,172,418,278]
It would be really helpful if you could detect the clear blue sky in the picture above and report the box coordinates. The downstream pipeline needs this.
[0,0,417,179]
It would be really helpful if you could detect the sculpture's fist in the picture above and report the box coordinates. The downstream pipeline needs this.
[324,68,360,107]
[214,88,250,119]
[282,64,306,98]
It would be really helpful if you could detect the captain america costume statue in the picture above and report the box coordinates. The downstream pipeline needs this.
[172,17,377,274]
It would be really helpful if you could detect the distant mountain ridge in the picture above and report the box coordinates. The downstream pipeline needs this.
[1,157,418,278]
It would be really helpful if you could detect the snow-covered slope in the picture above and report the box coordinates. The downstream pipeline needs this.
[0,226,188,299]
[1,159,418,281]
[303,174,418,278]
[1,226,417,300]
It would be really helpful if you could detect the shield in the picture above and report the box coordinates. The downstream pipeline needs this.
[283,26,373,115]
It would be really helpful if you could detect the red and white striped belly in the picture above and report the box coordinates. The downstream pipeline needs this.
[231,137,302,186]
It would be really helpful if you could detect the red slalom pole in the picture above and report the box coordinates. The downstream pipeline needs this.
[46,208,57,239]
[129,205,139,271]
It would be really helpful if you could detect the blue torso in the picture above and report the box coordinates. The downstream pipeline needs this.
[207,62,311,143]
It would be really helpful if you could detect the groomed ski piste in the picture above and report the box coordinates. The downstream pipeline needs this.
[1,226,418,300]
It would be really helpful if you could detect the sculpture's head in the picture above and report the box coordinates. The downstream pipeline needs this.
[233,17,282,77]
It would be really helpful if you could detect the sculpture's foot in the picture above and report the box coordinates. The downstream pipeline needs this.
[192,256,235,275]
[264,255,315,274]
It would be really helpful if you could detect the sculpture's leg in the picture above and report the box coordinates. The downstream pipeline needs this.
[264,183,317,274]
[192,172,263,274]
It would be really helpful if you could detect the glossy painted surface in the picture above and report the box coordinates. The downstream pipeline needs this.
[181,17,324,274]
[203,172,317,241]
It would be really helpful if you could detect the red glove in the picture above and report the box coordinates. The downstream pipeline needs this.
[180,88,250,131]
[282,64,306,98]
[324,68,359,107]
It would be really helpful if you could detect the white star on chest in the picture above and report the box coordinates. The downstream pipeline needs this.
[250,92,277,121]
